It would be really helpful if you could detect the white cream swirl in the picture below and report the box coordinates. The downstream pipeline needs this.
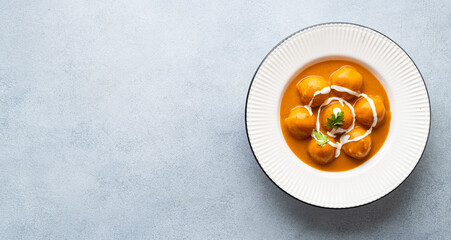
[302,86,331,116]
[308,86,331,106]
[311,86,378,158]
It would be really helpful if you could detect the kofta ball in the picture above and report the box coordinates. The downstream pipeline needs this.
[342,128,372,159]
[307,135,336,165]
[330,66,363,100]
[320,102,353,132]
[354,96,386,128]
[296,76,330,107]
[285,106,316,139]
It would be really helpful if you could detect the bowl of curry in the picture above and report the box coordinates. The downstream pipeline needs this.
[246,23,430,208]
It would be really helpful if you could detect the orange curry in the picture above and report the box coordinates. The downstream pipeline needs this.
[280,60,391,172]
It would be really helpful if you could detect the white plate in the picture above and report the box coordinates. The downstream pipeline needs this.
[246,23,430,208]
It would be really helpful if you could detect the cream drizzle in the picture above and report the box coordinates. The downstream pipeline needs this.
[341,93,377,143]
[331,85,359,96]
[302,105,313,115]
[311,86,378,158]
[308,86,331,106]
[301,86,331,116]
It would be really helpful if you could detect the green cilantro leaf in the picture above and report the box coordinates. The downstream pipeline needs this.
[313,130,329,147]
[326,111,344,129]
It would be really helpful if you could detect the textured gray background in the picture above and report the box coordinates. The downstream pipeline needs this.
[0,0,450,239]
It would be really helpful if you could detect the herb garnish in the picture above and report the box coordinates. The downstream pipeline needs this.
[313,130,329,147]
[326,111,344,129]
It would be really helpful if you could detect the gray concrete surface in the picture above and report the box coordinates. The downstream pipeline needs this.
[0,0,450,239]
